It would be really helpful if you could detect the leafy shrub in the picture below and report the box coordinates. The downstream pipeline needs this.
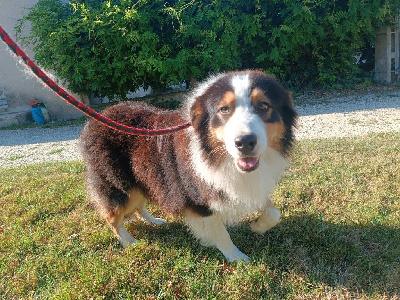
[16,0,400,99]
[17,0,182,99]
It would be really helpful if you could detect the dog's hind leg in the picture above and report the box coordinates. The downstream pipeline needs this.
[250,198,281,235]
[106,213,138,248]
[92,188,141,248]
[140,207,167,225]
[185,210,250,263]
[96,189,140,248]
[128,189,167,226]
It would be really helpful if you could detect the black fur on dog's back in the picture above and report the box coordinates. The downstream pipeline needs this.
[80,101,216,217]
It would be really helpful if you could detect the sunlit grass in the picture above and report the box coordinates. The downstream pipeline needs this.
[47,148,64,155]
[1,132,399,299]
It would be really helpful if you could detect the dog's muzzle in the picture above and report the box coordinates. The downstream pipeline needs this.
[234,134,259,172]
[234,134,257,154]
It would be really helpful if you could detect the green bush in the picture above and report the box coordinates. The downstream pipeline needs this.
[16,0,182,99]
[16,0,400,99]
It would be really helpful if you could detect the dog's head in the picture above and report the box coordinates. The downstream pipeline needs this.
[189,70,297,173]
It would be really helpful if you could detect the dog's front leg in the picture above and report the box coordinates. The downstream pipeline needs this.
[250,199,281,235]
[185,211,250,263]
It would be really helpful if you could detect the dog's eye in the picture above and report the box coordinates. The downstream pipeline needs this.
[219,106,230,114]
[257,101,270,111]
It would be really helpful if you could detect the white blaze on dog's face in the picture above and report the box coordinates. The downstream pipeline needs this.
[218,74,268,172]
[190,70,296,174]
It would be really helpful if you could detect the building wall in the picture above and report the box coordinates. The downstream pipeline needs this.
[375,26,400,83]
[0,0,83,122]
[374,16,400,84]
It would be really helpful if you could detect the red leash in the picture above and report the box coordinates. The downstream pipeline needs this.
[0,25,191,136]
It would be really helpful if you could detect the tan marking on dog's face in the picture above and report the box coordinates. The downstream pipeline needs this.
[250,88,274,122]
[219,91,236,110]
[251,88,270,104]
[217,91,236,117]
[212,91,236,142]
[266,122,285,152]
[250,88,285,152]
[214,127,225,141]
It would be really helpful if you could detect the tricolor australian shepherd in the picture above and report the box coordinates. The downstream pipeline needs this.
[80,70,297,262]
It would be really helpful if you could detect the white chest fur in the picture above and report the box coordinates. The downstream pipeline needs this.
[190,137,288,224]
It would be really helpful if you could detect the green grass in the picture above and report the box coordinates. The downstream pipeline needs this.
[0,116,88,130]
[47,148,64,155]
[1,132,399,299]
[7,154,25,161]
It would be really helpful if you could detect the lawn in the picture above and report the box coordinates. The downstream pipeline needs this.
[1,132,399,299]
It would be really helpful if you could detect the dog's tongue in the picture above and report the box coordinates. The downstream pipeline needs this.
[236,157,259,172]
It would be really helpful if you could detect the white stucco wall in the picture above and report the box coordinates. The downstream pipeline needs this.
[0,0,84,121]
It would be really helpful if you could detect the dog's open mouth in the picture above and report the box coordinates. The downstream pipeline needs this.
[235,157,259,172]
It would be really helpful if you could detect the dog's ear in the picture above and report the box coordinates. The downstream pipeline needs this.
[287,91,295,108]
[190,99,206,130]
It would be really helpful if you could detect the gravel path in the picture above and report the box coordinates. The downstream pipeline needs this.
[1,89,399,167]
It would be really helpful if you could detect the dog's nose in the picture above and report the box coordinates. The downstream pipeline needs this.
[235,134,257,153]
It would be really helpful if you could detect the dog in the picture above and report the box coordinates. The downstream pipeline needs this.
[80,70,297,262]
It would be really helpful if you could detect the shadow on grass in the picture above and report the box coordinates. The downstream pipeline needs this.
[128,213,399,296]
[252,214,399,295]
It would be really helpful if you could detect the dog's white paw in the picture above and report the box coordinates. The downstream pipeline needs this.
[222,245,250,263]
[120,234,138,248]
[250,208,280,235]
[113,221,139,248]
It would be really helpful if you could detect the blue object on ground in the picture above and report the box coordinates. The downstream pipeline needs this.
[32,106,45,125]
